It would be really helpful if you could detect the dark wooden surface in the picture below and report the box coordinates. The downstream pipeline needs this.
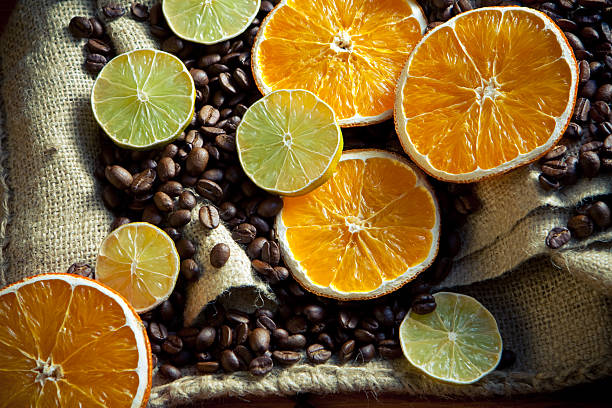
[0,1,609,407]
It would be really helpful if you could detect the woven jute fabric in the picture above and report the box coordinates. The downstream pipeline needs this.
[0,0,610,405]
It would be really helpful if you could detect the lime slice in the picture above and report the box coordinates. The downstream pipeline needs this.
[237,89,343,196]
[91,49,195,150]
[399,292,503,384]
[163,0,261,45]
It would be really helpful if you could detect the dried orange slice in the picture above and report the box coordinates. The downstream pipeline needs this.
[395,6,579,182]
[96,222,180,313]
[0,273,152,407]
[252,0,427,126]
[276,149,440,300]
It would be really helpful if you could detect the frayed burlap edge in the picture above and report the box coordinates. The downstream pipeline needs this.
[148,359,612,407]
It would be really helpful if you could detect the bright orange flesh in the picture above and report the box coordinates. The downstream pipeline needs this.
[96,222,180,313]
[279,150,439,298]
[396,7,578,181]
[254,0,426,125]
[0,274,151,408]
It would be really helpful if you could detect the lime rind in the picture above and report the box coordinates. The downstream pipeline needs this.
[399,292,502,384]
[236,89,343,196]
[163,0,261,45]
[91,49,195,150]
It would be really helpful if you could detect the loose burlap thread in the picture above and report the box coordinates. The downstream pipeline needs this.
[0,0,610,405]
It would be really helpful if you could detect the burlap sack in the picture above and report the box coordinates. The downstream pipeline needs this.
[0,0,610,405]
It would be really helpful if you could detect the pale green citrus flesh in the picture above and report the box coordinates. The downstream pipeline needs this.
[399,292,502,384]
[237,89,343,196]
[91,49,195,150]
[163,0,260,44]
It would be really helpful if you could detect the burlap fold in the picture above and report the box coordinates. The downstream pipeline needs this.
[0,0,611,404]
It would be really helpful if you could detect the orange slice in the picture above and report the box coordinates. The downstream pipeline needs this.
[96,222,180,313]
[394,6,579,182]
[0,273,152,407]
[252,0,427,127]
[276,149,440,300]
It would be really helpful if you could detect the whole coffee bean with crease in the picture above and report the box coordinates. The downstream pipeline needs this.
[568,214,594,238]
[226,309,250,325]
[87,38,112,55]
[272,350,301,365]
[338,310,359,330]
[278,334,307,350]
[354,329,376,344]
[256,315,277,331]
[220,349,240,372]
[131,168,156,194]
[142,204,162,225]
[176,238,196,259]
[257,196,283,217]
[412,301,436,315]
[69,16,92,38]
[103,4,125,18]
[247,237,267,259]
[587,201,611,228]
[573,98,591,122]
[539,174,561,191]
[210,243,230,268]
[157,157,176,181]
[197,361,219,373]
[199,204,220,229]
[196,179,224,202]
[235,322,249,345]
[547,229,571,250]
[160,364,181,380]
[153,191,174,212]
[261,240,280,265]
[180,258,200,280]
[249,328,271,354]
[186,147,209,175]
[580,151,600,178]
[148,322,168,343]
[190,68,209,88]
[358,344,376,363]
[561,156,579,185]
[219,325,233,349]
[270,266,289,283]
[232,223,257,244]
[286,316,307,334]
[250,355,273,376]
[85,53,107,73]
[162,335,183,354]
[178,191,196,210]
[196,327,216,351]
[307,344,332,364]
[168,209,191,227]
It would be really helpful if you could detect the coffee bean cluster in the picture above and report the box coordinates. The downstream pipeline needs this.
[68,11,115,74]
[546,197,611,248]
[72,1,518,380]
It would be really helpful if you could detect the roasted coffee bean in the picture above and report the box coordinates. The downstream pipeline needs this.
[354,329,376,344]
[162,335,183,354]
[303,305,325,323]
[67,262,93,278]
[150,24,170,39]
[142,204,162,225]
[111,216,130,230]
[180,258,200,281]
[307,344,332,364]
[336,339,356,363]
[196,179,224,202]
[153,191,174,212]
[249,328,271,354]
[580,141,603,153]
[177,191,196,210]
[197,361,219,373]
[219,72,238,94]
[256,315,277,331]
[160,364,181,380]
[85,53,106,73]
[130,168,156,194]
[272,328,289,342]
[190,68,209,87]
[176,238,196,259]
[232,68,251,90]
[562,156,579,185]
[270,266,289,283]
[162,36,184,54]
[581,80,598,99]
[573,98,591,122]
[198,54,221,68]
[246,237,266,259]
[412,301,437,315]
[215,134,236,152]
[539,174,561,191]
[247,215,268,234]
[220,350,240,372]
[564,122,582,139]
[232,223,257,244]
[196,351,214,362]
[358,344,376,363]
[590,101,612,123]
[379,344,403,359]
[196,327,216,351]
[177,327,199,349]
[157,157,176,182]
[541,160,567,179]
[497,349,517,370]
[580,151,601,178]
[260,240,280,265]
[151,343,162,354]
[338,310,359,330]
[168,209,191,227]
[131,3,149,20]
[250,355,273,376]
[163,228,181,242]
[69,16,92,38]
[596,84,612,102]
[186,147,209,176]
[89,16,104,37]
[235,322,249,345]
[202,169,224,183]
[103,4,125,18]
[568,214,594,239]
[359,317,379,332]
[272,350,301,366]
[414,293,435,304]
[579,60,591,84]
[542,145,568,162]
[226,309,250,325]
[210,243,231,268]
[217,202,237,221]
[286,316,308,334]
[257,196,283,217]
[86,38,112,55]
[234,345,253,369]
[601,122,612,137]
[373,305,394,327]
[199,204,220,229]
[198,105,220,126]
[219,325,233,349]
[159,300,175,323]
[278,334,307,350]
[587,201,611,228]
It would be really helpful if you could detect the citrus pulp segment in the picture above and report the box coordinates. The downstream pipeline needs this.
[96,222,180,313]
[236,89,343,196]
[252,0,427,126]
[276,149,440,300]
[394,6,579,182]
[0,273,152,407]
[91,49,195,150]
[399,292,502,384]
[162,0,261,44]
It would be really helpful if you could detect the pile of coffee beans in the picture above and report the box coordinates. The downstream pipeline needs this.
[69,1,518,379]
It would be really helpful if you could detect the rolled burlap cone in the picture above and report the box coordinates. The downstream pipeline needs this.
[182,201,276,327]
